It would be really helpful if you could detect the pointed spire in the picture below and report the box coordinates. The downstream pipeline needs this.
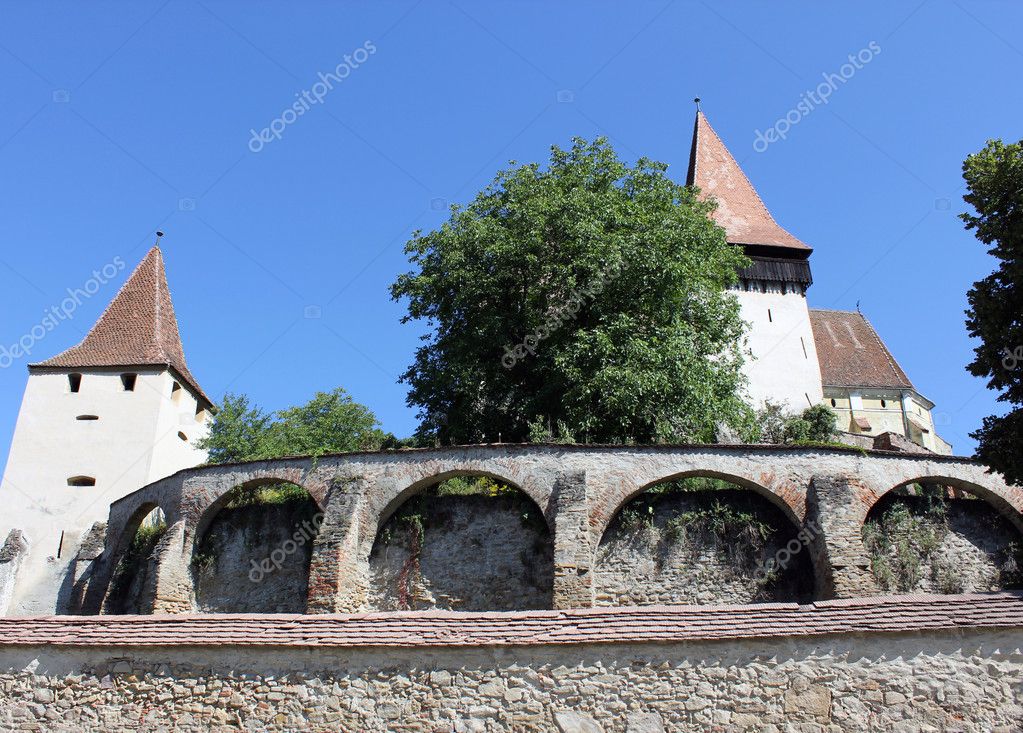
[687,108,810,252]
[33,243,211,406]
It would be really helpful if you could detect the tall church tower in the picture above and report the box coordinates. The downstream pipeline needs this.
[687,109,824,410]
[0,243,212,615]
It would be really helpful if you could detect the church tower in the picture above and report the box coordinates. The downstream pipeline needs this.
[687,109,824,410]
[0,243,212,615]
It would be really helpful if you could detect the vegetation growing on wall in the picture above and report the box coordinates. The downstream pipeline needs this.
[596,479,813,604]
[105,519,167,614]
[863,488,1023,594]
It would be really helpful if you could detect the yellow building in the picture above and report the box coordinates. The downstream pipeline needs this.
[810,309,952,454]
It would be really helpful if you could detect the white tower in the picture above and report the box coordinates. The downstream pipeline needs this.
[0,243,212,615]
[686,109,824,411]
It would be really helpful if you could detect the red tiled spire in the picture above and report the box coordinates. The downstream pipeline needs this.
[32,245,211,406]
[687,110,810,252]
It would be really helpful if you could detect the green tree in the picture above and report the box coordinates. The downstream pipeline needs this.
[755,401,836,444]
[198,388,389,464]
[961,138,1023,484]
[390,137,755,444]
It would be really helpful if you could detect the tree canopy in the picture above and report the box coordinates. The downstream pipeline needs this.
[198,388,392,464]
[961,138,1023,484]
[390,137,755,444]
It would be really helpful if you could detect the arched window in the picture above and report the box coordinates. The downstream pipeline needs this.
[67,476,96,487]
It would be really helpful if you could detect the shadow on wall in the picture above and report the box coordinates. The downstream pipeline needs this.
[190,483,320,614]
[103,507,166,615]
[862,483,1023,595]
[595,478,815,606]
[369,476,553,611]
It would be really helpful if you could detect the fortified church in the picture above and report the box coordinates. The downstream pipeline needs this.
[0,109,950,616]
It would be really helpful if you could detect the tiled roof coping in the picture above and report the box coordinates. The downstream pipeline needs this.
[2,594,1020,649]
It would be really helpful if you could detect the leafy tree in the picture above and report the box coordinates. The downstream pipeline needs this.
[961,138,1023,484]
[754,401,836,444]
[390,137,755,444]
[197,393,274,463]
[198,388,390,464]
[781,404,838,444]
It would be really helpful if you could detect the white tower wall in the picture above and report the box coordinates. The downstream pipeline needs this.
[0,368,208,615]
[733,284,824,412]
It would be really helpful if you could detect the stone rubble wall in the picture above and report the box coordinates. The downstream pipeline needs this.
[594,490,814,606]
[1,628,1021,732]
[368,494,553,612]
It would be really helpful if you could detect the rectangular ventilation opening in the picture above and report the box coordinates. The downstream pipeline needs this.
[120,373,137,391]
[767,308,773,323]
[68,373,82,393]
[67,476,96,487]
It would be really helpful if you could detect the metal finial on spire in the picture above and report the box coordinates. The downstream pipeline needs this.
[694,97,702,112]
[155,230,165,246]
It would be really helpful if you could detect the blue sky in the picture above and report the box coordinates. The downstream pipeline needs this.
[0,1,1020,465]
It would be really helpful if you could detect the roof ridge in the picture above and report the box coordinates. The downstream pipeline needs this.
[858,311,914,390]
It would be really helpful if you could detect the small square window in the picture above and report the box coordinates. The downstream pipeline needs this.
[121,373,137,391]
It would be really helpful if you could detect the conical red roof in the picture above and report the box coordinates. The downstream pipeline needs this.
[687,111,810,252]
[33,246,211,406]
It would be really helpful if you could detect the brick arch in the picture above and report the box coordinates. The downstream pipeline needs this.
[869,475,1023,534]
[593,468,805,543]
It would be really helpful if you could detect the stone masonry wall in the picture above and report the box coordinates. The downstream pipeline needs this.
[1,628,1021,732]
[368,494,552,611]
[594,490,814,606]
[865,496,1023,594]
[192,497,320,614]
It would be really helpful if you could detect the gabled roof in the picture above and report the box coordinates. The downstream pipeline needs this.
[32,245,212,407]
[809,309,914,390]
[687,110,810,253]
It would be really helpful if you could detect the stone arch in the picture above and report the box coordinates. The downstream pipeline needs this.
[597,468,804,542]
[100,502,167,614]
[594,471,815,606]
[366,469,554,611]
[189,477,322,613]
[188,474,324,549]
[860,475,1023,595]
[871,475,1023,533]
[371,468,553,540]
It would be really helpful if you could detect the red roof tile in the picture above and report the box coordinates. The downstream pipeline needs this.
[687,111,810,252]
[810,309,914,390]
[32,246,211,406]
[0,593,1019,648]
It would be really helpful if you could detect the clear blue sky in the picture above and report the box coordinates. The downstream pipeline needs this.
[1,1,1020,465]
